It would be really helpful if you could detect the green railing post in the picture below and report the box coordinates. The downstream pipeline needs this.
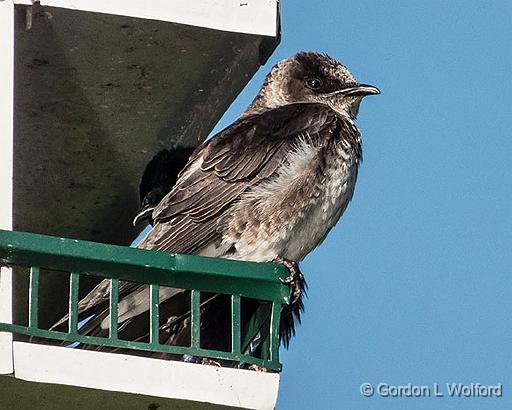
[68,272,80,335]
[28,266,40,329]
[149,284,160,346]
[231,295,241,356]
[190,290,201,349]
[109,278,119,340]
[269,302,281,365]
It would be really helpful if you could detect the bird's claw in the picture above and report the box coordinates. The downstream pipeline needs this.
[248,364,269,372]
[274,256,305,305]
[201,358,222,367]
[182,355,221,367]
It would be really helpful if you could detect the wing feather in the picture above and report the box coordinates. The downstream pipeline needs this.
[140,103,339,254]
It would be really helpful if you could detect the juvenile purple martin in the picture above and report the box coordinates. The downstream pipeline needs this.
[54,51,379,353]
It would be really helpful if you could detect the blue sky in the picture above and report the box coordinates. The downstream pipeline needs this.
[209,1,512,409]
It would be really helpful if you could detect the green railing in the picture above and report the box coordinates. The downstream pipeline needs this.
[0,230,290,371]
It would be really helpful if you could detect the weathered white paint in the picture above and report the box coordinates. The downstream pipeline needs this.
[0,0,14,376]
[0,266,12,375]
[13,0,279,37]
[13,342,280,409]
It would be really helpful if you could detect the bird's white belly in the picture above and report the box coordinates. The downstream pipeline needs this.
[279,158,358,260]
[224,141,359,262]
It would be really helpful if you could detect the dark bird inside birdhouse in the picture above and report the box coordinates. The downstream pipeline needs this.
[133,146,195,227]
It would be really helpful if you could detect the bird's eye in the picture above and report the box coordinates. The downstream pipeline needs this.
[305,77,322,90]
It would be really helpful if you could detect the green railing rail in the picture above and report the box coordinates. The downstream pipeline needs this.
[0,229,290,371]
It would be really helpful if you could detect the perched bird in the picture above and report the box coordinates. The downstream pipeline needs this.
[53,51,379,359]
[133,146,195,227]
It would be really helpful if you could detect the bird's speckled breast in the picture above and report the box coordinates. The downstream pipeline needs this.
[223,127,361,262]
[283,143,359,260]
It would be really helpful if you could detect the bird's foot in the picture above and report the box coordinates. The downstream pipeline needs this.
[274,256,305,305]
[201,358,222,367]
[248,364,269,372]
[132,205,154,227]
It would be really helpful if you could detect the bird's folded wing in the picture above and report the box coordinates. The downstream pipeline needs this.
[141,103,339,254]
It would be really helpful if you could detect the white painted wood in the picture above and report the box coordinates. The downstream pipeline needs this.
[13,342,280,409]
[0,0,14,376]
[0,267,13,375]
[13,0,279,37]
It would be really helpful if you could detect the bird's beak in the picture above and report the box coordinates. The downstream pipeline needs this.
[340,84,380,96]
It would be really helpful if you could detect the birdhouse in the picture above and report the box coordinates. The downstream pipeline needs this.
[0,1,284,408]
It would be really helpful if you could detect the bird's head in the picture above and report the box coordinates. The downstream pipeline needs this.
[248,51,379,119]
